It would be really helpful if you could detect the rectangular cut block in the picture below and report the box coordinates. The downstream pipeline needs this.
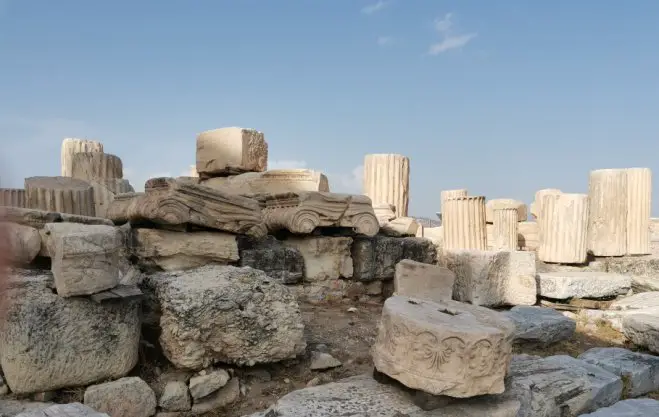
[394,259,455,302]
[283,236,353,282]
[0,188,26,208]
[380,217,420,237]
[201,169,329,196]
[196,127,268,176]
[372,295,515,397]
[536,271,632,300]
[443,196,487,250]
[52,227,121,297]
[588,169,628,256]
[363,154,410,217]
[442,249,537,307]
[352,236,437,281]
[626,168,652,255]
[539,193,589,263]
[71,152,123,181]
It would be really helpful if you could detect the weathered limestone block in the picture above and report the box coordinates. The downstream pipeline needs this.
[159,381,191,411]
[0,270,140,394]
[441,249,537,307]
[579,399,659,417]
[0,188,26,208]
[504,355,622,417]
[380,217,420,237]
[201,169,329,195]
[517,221,539,251]
[190,377,240,413]
[25,177,95,217]
[486,199,527,223]
[0,206,113,230]
[39,223,117,256]
[188,369,230,400]
[443,196,487,250]
[71,152,123,181]
[588,169,628,256]
[352,236,436,281]
[245,374,521,417]
[15,403,110,417]
[626,167,652,255]
[363,154,410,217]
[196,127,268,176]
[84,181,115,219]
[607,257,659,292]
[60,138,104,177]
[538,193,589,263]
[133,228,239,271]
[530,188,561,219]
[622,313,659,353]
[143,265,306,369]
[536,271,631,299]
[0,222,41,265]
[261,191,379,236]
[102,178,134,194]
[503,306,576,346]
[492,207,518,250]
[51,225,121,297]
[394,259,455,302]
[283,236,352,281]
[372,203,396,225]
[372,296,515,397]
[83,377,156,417]
[105,178,266,238]
[578,347,659,398]
[237,236,304,284]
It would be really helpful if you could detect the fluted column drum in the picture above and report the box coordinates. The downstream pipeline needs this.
[626,168,651,255]
[443,196,487,250]
[588,169,628,256]
[61,138,104,177]
[492,208,518,250]
[539,193,589,263]
[363,154,410,217]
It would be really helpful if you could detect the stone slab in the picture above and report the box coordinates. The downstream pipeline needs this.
[394,259,455,302]
[536,271,632,300]
[578,398,659,416]
[504,306,576,346]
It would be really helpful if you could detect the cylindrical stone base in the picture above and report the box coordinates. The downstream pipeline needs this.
[71,152,123,181]
[363,154,410,217]
[443,196,487,250]
[539,193,589,263]
[61,138,104,177]
[0,188,26,208]
[25,177,96,217]
[588,169,628,256]
[626,168,652,255]
[492,208,518,250]
[440,189,468,217]
[530,189,562,219]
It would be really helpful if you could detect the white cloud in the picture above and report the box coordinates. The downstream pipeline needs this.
[268,160,308,170]
[428,33,477,55]
[377,36,394,47]
[427,12,477,55]
[361,0,389,15]
[329,165,363,195]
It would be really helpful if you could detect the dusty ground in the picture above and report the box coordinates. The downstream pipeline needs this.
[49,300,658,416]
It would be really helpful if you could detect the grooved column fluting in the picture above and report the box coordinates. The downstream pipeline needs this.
[588,169,628,256]
[443,196,487,250]
[0,188,26,208]
[60,138,104,177]
[626,167,652,255]
[539,193,589,263]
[363,154,410,217]
[492,208,518,250]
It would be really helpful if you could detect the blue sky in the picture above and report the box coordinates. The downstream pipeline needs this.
[1,0,658,218]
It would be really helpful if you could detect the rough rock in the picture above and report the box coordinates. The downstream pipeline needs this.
[611,292,659,310]
[50,226,121,296]
[0,222,41,265]
[578,398,659,416]
[15,403,109,417]
[503,306,576,345]
[536,271,632,299]
[441,249,537,307]
[352,236,436,281]
[503,354,622,417]
[188,370,230,400]
[84,377,156,417]
[191,378,240,414]
[242,374,520,417]
[0,400,55,417]
[622,313,659,353]
[309,352,342,371]
[283,237,353,281]
[0,270,140,394]
[606,257,659,292]
[132,228,239,271]
[143,265,306,369]
[237,236,304,284]
[158,381,191,412]
[394,259,455,302]
[578,347,659,398]
[372,296,515,397]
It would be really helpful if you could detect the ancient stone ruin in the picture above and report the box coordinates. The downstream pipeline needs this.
[1,128,659,416]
